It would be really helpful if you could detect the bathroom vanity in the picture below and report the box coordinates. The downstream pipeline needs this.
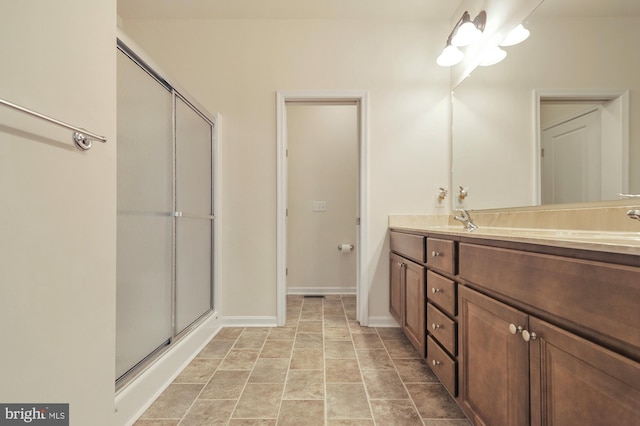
[389,222,640,425]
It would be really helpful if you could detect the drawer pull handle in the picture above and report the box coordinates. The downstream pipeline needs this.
[522,330,538,342]
[509,324,523,335]
[432,323,441,330]
[432,360,441,366]
[432,288,441,294]
[431,251,441,257]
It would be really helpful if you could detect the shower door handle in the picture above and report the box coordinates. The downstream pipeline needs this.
[172,211,215,220]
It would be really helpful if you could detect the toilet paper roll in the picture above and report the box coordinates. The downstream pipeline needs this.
[338,244,354,252]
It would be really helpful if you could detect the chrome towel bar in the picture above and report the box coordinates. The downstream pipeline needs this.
[0,97,107,150]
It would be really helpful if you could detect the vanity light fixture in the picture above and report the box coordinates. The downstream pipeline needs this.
[479,46,507,66]
[436,44,464,66]
[500,24,530,47]
[436,10,487,67]
[452,11,486,47]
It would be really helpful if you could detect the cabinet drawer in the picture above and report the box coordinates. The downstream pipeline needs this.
[427,335,457,397]
[427,303,457,356]
[459,243,640,356]
[427,270,456,316]
[390,231,425,263]
[427,238,456,274]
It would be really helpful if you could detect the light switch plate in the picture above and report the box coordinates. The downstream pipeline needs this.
[313,201,327,212]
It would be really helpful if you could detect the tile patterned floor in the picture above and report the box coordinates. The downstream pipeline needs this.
[134,295,470,426]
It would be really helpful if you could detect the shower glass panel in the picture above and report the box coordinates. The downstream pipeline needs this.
[175,97,213,334]
[116,50,173,379]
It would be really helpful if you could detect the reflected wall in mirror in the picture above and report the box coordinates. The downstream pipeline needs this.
[452,0,640,210]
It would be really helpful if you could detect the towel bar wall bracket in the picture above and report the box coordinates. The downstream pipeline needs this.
[0,97,107,151]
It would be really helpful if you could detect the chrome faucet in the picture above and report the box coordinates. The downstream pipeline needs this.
[627,209,640,221]
[454,209,478,231]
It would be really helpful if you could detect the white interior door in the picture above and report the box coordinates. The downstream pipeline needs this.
[541,109,601,204]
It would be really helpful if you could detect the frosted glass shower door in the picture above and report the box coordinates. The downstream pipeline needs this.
[116,50,173,379]
[175,97,213,334]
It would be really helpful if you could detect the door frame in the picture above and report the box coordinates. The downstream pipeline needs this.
[276,90,369,326]
[534,89,629,204]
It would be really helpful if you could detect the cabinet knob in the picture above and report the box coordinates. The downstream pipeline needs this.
[432,288,441,294]
[432,360,441,366]
[432,323,441,330]
[431,251,441,257]
[522,330,538,342]
[509,324,523,335]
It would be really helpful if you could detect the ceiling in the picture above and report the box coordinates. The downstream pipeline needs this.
[117,0,461,20]
[117,0,640,21]
[537,0,640,17]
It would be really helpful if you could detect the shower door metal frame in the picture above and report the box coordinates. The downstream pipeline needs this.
[116,37,217,390]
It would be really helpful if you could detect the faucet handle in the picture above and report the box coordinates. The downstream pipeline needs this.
[627,209,640,221]
[458,186,468,201]
[438,187,448,202]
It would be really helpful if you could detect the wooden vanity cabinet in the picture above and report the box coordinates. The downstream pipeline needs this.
[389,232,426,357]
[390,231,461,394]
[458,285,531,426]
[425,237,460,397]
[529,317,640,425]
[389,252,404,326]
[458,243,640,426]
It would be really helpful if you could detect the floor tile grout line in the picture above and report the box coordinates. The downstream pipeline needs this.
[345,297,377,426]
[222,327,270,425]
[274,298,302,425]
[376,327,427,426]
[175,328,245,425]
[322,297,328,425]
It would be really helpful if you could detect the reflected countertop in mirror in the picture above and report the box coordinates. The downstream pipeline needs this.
[451,0,640,211]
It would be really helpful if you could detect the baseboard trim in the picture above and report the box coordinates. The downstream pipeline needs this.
[223,316,278,327]
[287,287,356,295]
[115,312,223,426]
[367,315,400,328]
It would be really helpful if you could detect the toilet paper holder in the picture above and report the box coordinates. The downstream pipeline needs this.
[337,244,355,251]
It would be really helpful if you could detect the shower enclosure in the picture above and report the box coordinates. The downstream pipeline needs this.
[115,39,215,386]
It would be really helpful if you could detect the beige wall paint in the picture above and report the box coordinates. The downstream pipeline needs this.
[121,18,451,320]
[287,104,358,292]
[0,1,116,424]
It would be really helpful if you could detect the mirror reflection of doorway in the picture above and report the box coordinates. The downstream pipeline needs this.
[538,92,629,204]
[541,106,601,204]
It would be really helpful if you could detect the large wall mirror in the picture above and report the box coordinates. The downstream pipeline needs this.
[452,0,640,210]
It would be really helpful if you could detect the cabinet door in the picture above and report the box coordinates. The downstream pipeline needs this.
[459,286,529,426]
[529,317,640,426]
[404,260,426,357]
[389,253,404,326]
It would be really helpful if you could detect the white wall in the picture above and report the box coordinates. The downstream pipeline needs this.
[287,104,358,293]
[121,18,451,320]
[0,1,116,424]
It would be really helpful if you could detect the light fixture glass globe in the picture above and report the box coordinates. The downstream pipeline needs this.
[452,21,482,47]
[436,45,464,67]
[479,46,507,66]
[500,24,530,46]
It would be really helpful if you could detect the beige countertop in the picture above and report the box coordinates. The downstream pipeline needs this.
[389,215,640,257]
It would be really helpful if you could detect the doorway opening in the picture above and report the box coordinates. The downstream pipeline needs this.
[276,91,369,327]
[535,90,629,204]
